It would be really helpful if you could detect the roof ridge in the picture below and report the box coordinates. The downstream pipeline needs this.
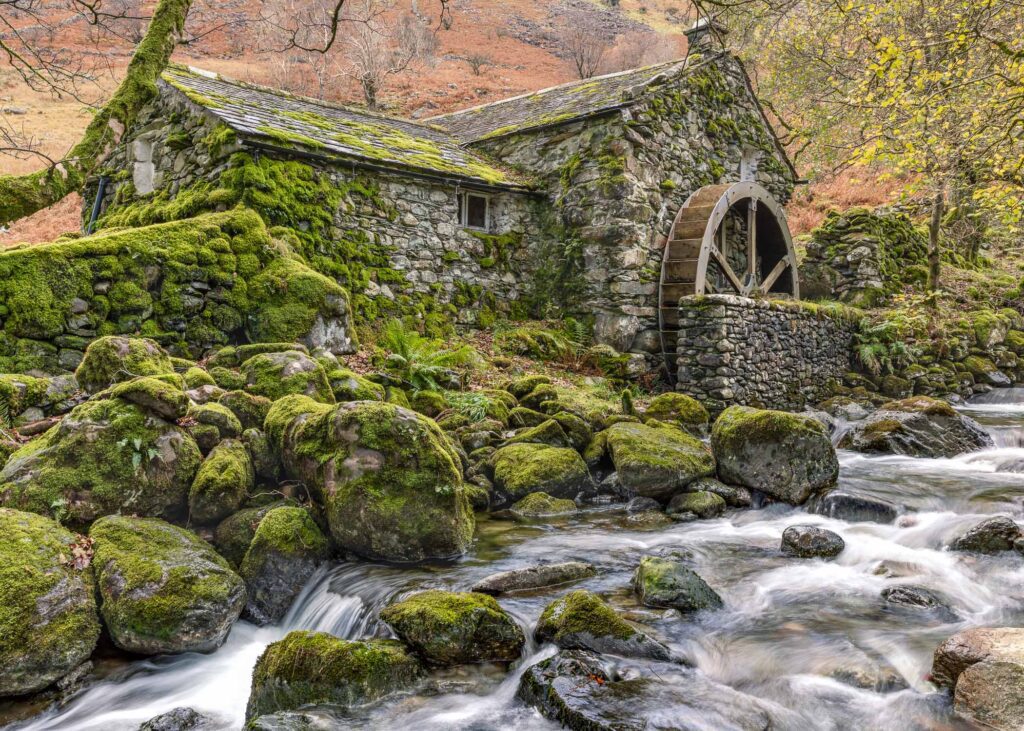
[425,57,688,122]
[162,64,448,132]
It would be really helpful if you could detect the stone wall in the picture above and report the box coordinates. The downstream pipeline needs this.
[675,294,857,414]
[475,51,796,353]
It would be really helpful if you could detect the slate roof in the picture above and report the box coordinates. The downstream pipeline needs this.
[161,66,532,190]
[427,59,688,142]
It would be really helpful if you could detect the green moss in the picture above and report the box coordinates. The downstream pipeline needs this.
[0,508,100,695]
[255,124,325,150]
[189,401,243,438]
[536,590,635,643]
[643,392,709,434]
[0,374,48,418]
[327,368,386,402]
[246,631,423,721]
[89,515,244,653]
[75,336,175,393]
[489,442,590,501]
[510,491,578,517]
[218,390,272,430]
[189,439,254,524]
[184,366,216,389]
[104,375,190,420]
[241,505,327,561]
[878,396,956,417]
[210,366,246,390]
[241,350,334,404]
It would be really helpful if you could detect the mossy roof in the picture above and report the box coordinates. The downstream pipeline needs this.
[427,58,688,142]
[161,66,533,190]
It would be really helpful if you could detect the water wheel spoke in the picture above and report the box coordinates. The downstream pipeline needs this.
[746,199,758,284]
[761,258,790,292]
[710,245,745,293]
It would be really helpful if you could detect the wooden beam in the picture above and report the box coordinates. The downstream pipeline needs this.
[710,245,745,293]
[761,259,790,292]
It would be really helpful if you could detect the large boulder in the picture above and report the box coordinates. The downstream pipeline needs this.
[245,631,422,722]
[189,439,255,525]
[471,561,596,595]
[781,525,845,559]
[954,659,1024,730]
[838,396,993,458]
[489,442,592,502]
[712,406,838,505]
[518,650,776,731]
[75,336,175,394]
[0,508,100,696]
[267,397,473,563]
[633,555,723,612]
[239,507,329,625]
[535,589,671,661]
[380,590,525,666]
[90,516,245,655]
[0,397,202,525]
[599,421,715,502]
[932,627,1024,688]
[241,351,334,404]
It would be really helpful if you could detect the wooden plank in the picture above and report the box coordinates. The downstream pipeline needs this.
[761,258,790,292]
[664,259,699,281]
[710,246,745,293]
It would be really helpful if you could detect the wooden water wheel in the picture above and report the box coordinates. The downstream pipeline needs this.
[658,181,799,380]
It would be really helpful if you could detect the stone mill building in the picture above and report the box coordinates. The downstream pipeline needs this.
[87,28,801,377]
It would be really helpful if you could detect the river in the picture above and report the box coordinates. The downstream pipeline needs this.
[12,390,1024,730]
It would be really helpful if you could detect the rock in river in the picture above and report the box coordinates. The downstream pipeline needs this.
[781,525,845,559]
[472,561,597,595]
[949,516,1021,554]
[597,421,715,501]
[839,396,993,458]
[933,627,1024,730]
[712,406,838,505]
[633,555,723,612]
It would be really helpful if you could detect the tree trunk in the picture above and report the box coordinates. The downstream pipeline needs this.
[927,188,944,301]
[0,0,194,227]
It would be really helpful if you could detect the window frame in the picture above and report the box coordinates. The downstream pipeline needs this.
[459,191,492,232]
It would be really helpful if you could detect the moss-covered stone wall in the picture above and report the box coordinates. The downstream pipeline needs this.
[473,53,796,353]
[0,210,355,374]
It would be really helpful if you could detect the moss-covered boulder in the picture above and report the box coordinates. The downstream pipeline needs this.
[0,373,49,419]
[633,555,723,612]
[508,406,550,429]
[241,350,335,404]
[712,406,838,505]
[489,442,592,502]
[504,419,573,449]
[510,491,579,518]
[666,490,726,520]
[505,375,552,400]
[245,631,422,722]
[212,500,291,567]
[380,590,525,666]
[598,422,715,502]
[0,508,100,696]
[964,355,1012,387]
[239,506,329,625]
[90,516,245,655]
[268,397,473,562]
[74,337,176,394]
[839,396,994,458]
[242,428,282,484]
[328,368,385,402]
[535,589,671,661]
[189,439,255,524]
[410,390,447,417]
[183,367,216,389]
[0,397,202,525]
[643,393,710,436]
[105,376,189,421]
[218,390,272,431]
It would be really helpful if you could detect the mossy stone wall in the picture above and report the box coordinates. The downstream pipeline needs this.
[474,53,796,353]
[676,294,857,414]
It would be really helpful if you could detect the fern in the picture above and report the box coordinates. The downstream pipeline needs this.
[444,391,491,423]
[379,319,481,392]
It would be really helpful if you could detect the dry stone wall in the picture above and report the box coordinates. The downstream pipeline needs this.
[675,294,856,414]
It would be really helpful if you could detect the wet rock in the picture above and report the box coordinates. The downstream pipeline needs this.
[955,659,1024,730]
[0,508,100,697]
[666,490,726,519]
[139,707,214,730]
[535,589,671,661]
[633,555,723,612]
[380,590,525,666]
[268,397,473,563]
[932,627,1024,688]
[489,442,593,502]
[510,491,578,518]
[90,516,245,655]
[625,496,661,512]
[471,561,597,595]
[688,477,753,508]
[0,397,202,525]
[623,510,675,530]
[949,516,1021,554]
[781,525,845,559]
[881,585,957,621]
[838,396,993,458]
[75,336,176,393]
[245,631,423,722]
[829,665,908,693]
[809,492,898,524]
[712,406,838,505]
[518,650,775,731]
[600,421,715,501]
[240,507,329,625]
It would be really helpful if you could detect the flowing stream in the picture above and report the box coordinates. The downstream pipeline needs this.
[10,391,1024,730]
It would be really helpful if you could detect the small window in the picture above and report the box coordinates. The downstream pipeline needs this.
[459,192,490,230]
